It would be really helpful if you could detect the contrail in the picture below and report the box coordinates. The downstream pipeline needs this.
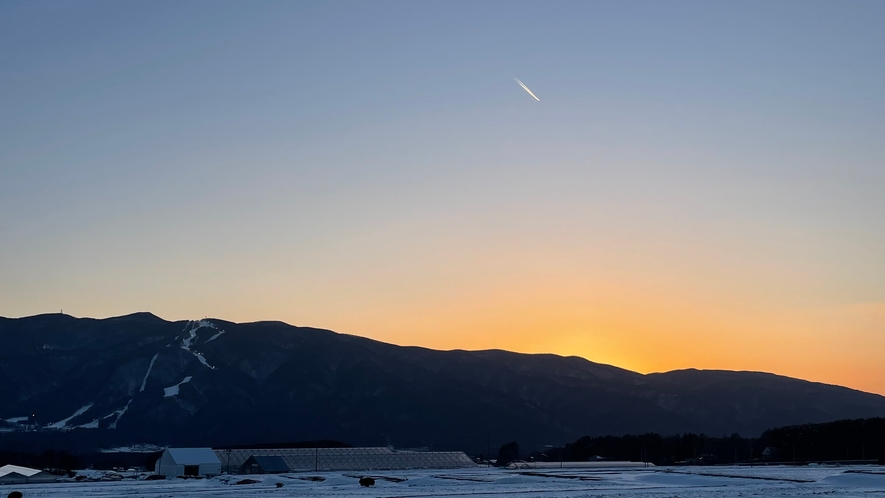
[514,78,540,101]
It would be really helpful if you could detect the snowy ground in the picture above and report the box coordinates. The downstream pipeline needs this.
[2,465,883,497]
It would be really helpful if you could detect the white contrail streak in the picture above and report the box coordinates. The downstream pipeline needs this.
[514,78,540,101]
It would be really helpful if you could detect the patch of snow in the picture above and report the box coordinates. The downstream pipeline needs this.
[76,419,99,429]
[637,472,752,486]
[100,444,164,453]
[179,320,217,370]
[205,330,225,343]
[180,320,216,350]
[13,466,885,497]
[47,403,93,429]
[193,351,215,369]
[139,353,159,392]
[107,400,132,429]
[181,326,198,350]
[163,376,193,398]
[821,472,885,488]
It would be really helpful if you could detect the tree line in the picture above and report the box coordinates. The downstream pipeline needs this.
[497,417,885,466]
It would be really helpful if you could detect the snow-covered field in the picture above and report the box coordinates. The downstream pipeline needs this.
[2,465,883,497]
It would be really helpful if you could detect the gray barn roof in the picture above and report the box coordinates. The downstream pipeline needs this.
[166,448,222,465]
[242,455,290,473]
[0,464,56,484]
[0,465,42,478]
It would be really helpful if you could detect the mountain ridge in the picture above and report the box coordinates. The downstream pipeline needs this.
[1,312,883,454]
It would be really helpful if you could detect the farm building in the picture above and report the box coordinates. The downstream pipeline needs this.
[0,464,57,484]
[154,448,222,477]
[215,447,476,473]
[239,455,290,474]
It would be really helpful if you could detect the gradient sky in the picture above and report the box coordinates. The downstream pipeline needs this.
[2,1,883,395]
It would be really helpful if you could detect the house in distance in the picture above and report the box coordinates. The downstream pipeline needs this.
[154,448,222,478]
[240,455,290,474]
[0,464,57,485]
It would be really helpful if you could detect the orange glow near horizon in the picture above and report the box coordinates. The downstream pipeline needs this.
[336,295,885,397]
[303,234,885,397]
[337,300,885,397]
[16,216,883,398]
[9,276,885,397]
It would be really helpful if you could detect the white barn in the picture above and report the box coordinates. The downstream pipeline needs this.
[155,448,222,477]
[0,464,57,484]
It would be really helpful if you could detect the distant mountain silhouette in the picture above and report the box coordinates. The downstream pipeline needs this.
[1,313,883,454]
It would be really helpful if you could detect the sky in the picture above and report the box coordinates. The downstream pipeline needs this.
[1,1,883,395]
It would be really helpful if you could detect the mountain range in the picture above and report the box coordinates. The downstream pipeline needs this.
[1,313,883,454]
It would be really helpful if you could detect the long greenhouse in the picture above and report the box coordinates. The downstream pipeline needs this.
[213,447,477,473]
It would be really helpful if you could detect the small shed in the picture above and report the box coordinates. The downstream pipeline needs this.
[240,455,290,474]
[761,447,780,461]
[0,464,57,484]
[155,448,222,477]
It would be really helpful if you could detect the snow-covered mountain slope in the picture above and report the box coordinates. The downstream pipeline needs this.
[0,312,884,452]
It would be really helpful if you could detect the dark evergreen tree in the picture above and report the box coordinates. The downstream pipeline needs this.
[496,441,520,467]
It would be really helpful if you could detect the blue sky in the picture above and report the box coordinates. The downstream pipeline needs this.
[1,1,883,393]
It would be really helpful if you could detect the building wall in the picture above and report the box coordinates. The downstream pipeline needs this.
[0,473,56,484]
[0,475,28,485]
[156,451,183,477]
[24,473,58,483]
[214,447,477,473]
[154,451,221,477]
[198,463,221,476]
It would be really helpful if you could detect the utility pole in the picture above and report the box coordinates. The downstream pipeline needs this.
[487,435,490,468]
